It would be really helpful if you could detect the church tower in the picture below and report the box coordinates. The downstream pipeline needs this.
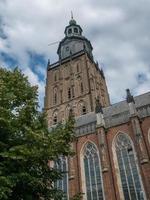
[44,17,110,126]
[44,17,150,200]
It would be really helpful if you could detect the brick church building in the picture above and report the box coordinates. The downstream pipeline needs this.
[44,17,150,200]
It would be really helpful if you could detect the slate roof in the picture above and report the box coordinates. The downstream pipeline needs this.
[75,92,150,136]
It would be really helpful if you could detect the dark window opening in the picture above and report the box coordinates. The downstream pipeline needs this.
[53,115,57,125]
[68,29,72,34]
[68,88,71,100]
[128,147,133,155]
[74,28,78,33]
[82,105,87,115]
[81,82,84,94]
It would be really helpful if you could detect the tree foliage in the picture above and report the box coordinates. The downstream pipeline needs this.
[0,67,75,200]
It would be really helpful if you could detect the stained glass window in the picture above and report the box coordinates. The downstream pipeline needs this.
[54,157,68,199]
[83,143,104,200]
[115,133,146,200]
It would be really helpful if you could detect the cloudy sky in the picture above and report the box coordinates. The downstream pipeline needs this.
[0,0,150,109]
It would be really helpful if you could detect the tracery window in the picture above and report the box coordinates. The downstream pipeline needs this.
[114,133,146,200]
[83,143,105,200]
[54,157,69,199]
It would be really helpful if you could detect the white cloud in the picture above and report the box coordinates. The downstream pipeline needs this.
[0,0,150,108]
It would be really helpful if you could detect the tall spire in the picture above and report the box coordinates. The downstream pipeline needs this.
[71,11,73,20]
[69,12,76,25]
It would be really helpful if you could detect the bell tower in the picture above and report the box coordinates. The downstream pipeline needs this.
[44,17,110,126]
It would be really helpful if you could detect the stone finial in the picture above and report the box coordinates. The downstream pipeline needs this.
[126,89,137,116]
[95,97,105,127]
[126,89,135,103]
[95,97,103,114]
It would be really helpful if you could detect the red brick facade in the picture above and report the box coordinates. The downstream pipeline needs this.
[68,115,150,199]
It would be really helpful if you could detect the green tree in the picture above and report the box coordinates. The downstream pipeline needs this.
[0,67,74,200]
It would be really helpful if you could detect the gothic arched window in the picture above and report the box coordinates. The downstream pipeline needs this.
[82,105,87,115]
[53,113,57,125]
[114,133,146,200]
[80,82,84,94]
[68,88,71,100]
[82,143,105,200]
[54,157,69,199]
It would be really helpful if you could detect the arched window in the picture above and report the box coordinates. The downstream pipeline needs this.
[82,142,105,200]
[53,114,57,125]
[74,27,78,33]
[68,28,72,34]
[82,105,87,115]
[68,88,71,100]
[81,82,84,94]
[114,133,146,200]
[54,157,69,199]
[78,101,87,115]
